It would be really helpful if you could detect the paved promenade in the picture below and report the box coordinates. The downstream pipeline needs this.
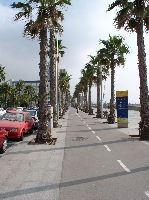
[0,108,149,200]
[0,112,69,200]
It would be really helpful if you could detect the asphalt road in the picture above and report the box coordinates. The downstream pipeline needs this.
[0,108,149,200]
[59,108,149,200]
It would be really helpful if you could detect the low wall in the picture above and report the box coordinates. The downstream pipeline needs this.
[128,105,140,111]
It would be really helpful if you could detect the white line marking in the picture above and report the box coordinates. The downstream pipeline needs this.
[117,160,131,173]
[92,131,95,134]
[145,191,149,197]
[96,136,102,142]
[104,145,111,152]
[88,127,91,130]
[86,124,89,127]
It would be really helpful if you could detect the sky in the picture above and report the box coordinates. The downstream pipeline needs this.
[0,0,149,104]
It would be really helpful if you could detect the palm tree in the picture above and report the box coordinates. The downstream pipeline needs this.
[58,70,71,116]
[9,87,17,107]
[84,62,96,115]
[12,0,71,141]
[0,83,11,108]
[15,80,24,106]
[100,35,129,123]
[56,39,66,118]
[48,0,71,128]
[0,64,5,83]
[24,84,37,107]
[93,53,109,118]
[108,0,149,139]
[81,69,88,113]
[11,1,57,142]
[73,82,83,108]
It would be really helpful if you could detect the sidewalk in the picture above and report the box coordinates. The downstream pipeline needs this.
[93,108,140,135]
[0,111,69,200]
[94,109,149,146]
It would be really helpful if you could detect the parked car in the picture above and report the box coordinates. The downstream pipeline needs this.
[6,107,17,112]
[0,129,8,153]
[16,107,24,112]
[0,111,35,141]
[25,109,39,129]
[0,108,6,116]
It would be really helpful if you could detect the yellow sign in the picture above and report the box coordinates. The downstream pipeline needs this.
[117,118,128,124]
[116,90,128,97]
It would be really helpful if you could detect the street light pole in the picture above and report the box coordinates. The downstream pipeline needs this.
[55,33,59,120]
[100,65,103,118]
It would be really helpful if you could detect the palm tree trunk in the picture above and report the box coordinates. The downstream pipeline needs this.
[84,89,88,113]
[58,87,61,118]
[77,94,81,109]
[137,17,149,139]
[50,29,58,128]
[88,83,92,115]
[37,27,49,143]
[96,66,101,118]
[65,91,69,111]
[108,63,115,124]
[61,91,64,115]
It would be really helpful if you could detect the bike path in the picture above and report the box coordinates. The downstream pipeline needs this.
[59,108,149,200]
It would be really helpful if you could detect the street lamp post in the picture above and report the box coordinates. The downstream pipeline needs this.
[100,65,103,118]
[55,33,59,120]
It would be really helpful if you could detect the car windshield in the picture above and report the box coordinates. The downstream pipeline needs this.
[1,112,24,122]
[27,110,36,116]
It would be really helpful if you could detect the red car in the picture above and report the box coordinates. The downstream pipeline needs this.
[0,129,8,153]
[0,111,34,141]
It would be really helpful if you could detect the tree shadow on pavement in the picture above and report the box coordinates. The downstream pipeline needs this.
[5,138,135,156]
[1,164,149,199]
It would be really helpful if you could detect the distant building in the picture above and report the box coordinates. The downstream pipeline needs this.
[12,80,40,94]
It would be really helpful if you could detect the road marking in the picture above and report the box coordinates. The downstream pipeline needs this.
[104,145,111,152]
[145,191,149,197]
[92,130,95,134]
[88,127,91,130]
[117,160,131,173]
[96,136,102,142]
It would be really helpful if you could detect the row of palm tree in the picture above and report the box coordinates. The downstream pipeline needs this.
[73,0,149,140]
[11,0,71,143]
[73,34,129,123]
[0,62,71,114]
[108,0,149,139]
[0,80,38,108]
[10,0,149,140]
[0,65,38,107]
[58,69,71,116]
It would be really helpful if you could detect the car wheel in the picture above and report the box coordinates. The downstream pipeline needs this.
[0,137,7,153]
[34,123,38,130]
[19,131,24,141]
[29,127,34,134]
